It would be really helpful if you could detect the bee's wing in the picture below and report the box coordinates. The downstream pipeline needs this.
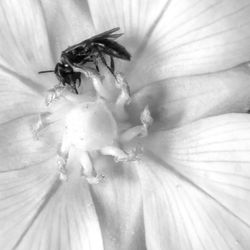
[63,27,123,55]
[96,39,131,61]
[90,27,122,40]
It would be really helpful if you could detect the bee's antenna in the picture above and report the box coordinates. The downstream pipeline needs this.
[38,70,54,74]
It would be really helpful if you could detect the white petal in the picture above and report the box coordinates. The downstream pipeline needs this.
[91,156,146,250]
[126,0,250,89]
[129,63,250,128]
[0,159,104,250]
[143,114,250,228]
[0,70,46,124]
[40,0,95,58]
[0,0,54,77]
[137,157,250,250]
[0,115,56,172]
[87,0,167,33]
[86,0,170,70]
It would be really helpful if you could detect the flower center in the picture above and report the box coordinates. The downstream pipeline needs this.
[33,66,153,183]
[64,100,117,151]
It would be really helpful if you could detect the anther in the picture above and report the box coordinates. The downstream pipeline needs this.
[32,112,51,139]
[57,135,71,181]
[140,105,154,130]
[57,155,68,181]
[115,73,131,99]
[80,152,105,184]
[45,85,65,106]
[114,73,131,120]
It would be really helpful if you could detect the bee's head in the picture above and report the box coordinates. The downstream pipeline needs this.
[54,62,77,85]
[55,62,72,74]
[38,56,79,87]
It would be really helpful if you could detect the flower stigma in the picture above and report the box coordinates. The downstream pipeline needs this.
[33,65,153,183]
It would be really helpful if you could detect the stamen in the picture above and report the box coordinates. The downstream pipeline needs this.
[100,145,137,162]
[120,105,153,142]
[80,152,105,184]
[119,125,147,142]
[57,155,68,181]
[140,105,154,129]
[57,134,71,181]
[114,73,131,120]
[32,112,51,139]
[71,65,110,99]
[45,85,66,106]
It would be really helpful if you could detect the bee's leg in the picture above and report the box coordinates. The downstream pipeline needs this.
[95,46,114,75]
[77,77,81,88]
[75,72,81,88]
[71,83,78,94]
[95,64,100,72]
[110,56,115,73]
[99,52,109,69]
[94,59,100,72]
[90,54,100,73]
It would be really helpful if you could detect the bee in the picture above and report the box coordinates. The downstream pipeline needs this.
[39,27,131,94]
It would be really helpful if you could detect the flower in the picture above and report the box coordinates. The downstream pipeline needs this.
[1,0,250,249]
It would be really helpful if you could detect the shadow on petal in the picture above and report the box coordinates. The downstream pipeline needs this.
[128,64,250,129]
[90,156,146,250]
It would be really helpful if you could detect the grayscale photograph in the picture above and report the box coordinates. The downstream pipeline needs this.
[0,0,249,249]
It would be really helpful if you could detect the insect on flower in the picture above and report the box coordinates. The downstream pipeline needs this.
[39,27,131,94]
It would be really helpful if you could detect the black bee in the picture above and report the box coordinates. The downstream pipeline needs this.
[39,27,131,94]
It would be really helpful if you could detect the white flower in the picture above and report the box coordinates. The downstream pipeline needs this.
[1,0,250,250]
